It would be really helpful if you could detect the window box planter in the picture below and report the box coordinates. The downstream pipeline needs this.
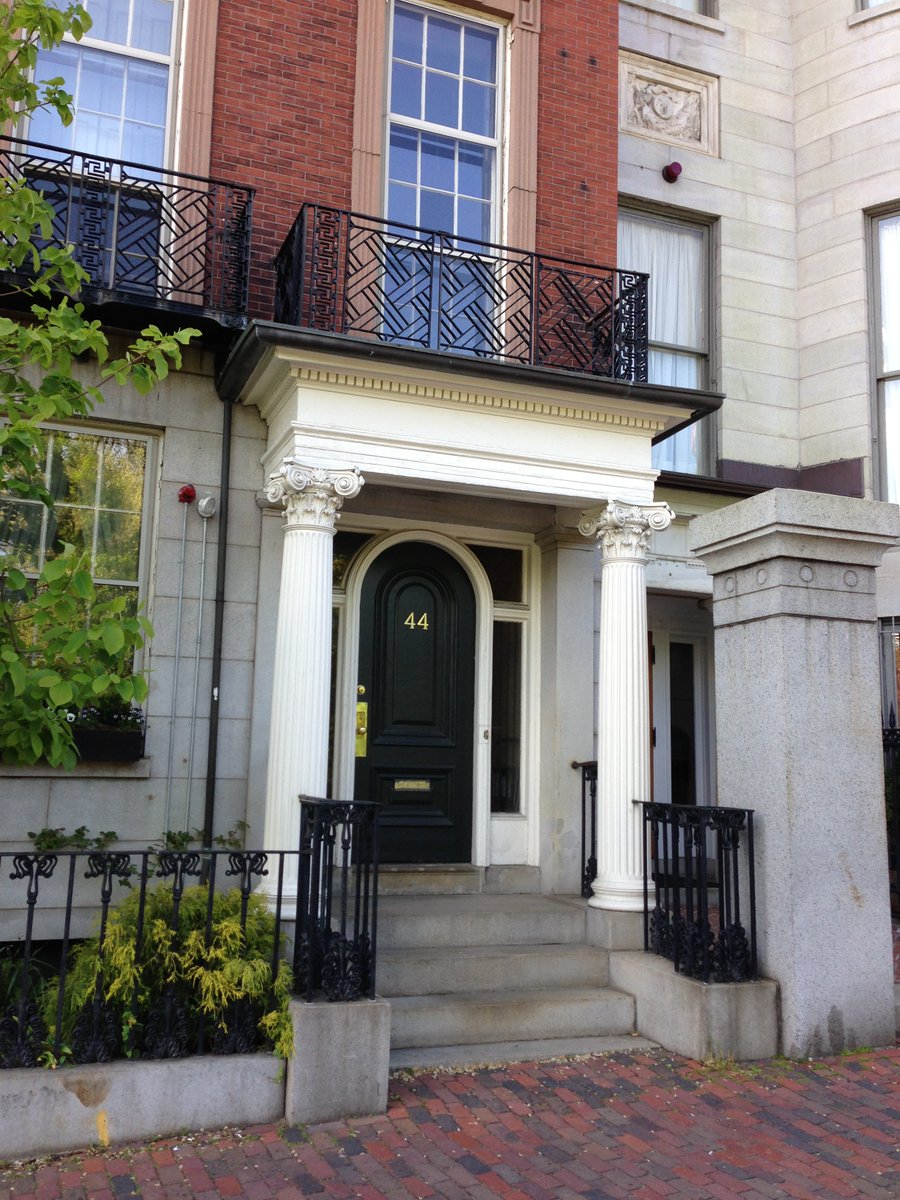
[72,726,146,763]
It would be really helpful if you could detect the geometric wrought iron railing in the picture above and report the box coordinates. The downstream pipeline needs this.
[0,848,294,1069]
[293,796,381,1003]
[275,203,649,382]
[572,759,598,899]
[884,707,900,916]
[1,136,254,325]
[642,802,758,984]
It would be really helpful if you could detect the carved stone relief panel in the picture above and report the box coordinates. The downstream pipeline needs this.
[619,52,719,157]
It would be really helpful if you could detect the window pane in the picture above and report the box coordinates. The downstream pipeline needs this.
[49,504,94,559]
[884,379,900,503]
[131,0,174,54]
[458,144,491,200]
[123,121,164,164]
[87,0,129,45]
[652,424,700,474]
[95,510,141,580]
[464,27,497,84]
[426,16,460,74]
[420,187,453,232]
[491,622,522,813]
[388,181,417,228]
[879,216,900,373]
[124,60,168,123]
[470,545,522,602]
[392,4,424,63]
[389,125,418,183]
[53,433,102,506]
[461,81,494,137]
[391,61,422,119]
[421,132,454,192]
[424,69,458,127]
[99,438,145,510]
[77,111,123,159]
[0,500,44,571]
[457,197,490,243]
[619,213,704,352]
[79,49,126,116]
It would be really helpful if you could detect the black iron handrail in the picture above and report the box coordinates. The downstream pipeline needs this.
[642,802,757,984]
[1,135,254,324]
[0,847,295,1068]
[275,203,649,382]
[884,707,900,915]
[572,760,598,898]
[294,795,380,1002]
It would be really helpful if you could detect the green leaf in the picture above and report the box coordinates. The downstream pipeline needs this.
[101,622,125,655]
[48,680,73,706]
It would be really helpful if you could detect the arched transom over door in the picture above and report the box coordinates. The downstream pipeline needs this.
[355,541,476,863]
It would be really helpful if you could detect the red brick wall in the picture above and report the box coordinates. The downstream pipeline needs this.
[535,0,618,268]
[210,0,358,319]
[209,0,619,320]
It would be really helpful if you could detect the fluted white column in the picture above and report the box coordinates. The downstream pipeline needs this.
[579,500,673,910]
[260,460,363,903]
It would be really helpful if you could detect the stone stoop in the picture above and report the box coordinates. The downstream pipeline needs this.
[376,891,653,1069]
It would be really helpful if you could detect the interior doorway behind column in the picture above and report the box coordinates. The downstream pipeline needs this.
[649,603,714,807]
[355,540,476,862]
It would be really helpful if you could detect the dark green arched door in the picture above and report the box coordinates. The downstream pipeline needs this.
[355,541,476,863]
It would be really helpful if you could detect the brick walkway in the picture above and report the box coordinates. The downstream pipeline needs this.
[2,1048,899,1200]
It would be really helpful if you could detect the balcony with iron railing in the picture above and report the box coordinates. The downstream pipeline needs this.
[274,203,650,383]
[0,136,254,329]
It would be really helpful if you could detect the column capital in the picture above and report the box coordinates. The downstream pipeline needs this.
[265,460,364,531]
[579,499,674,563]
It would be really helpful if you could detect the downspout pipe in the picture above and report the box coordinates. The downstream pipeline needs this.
[202,393,234,849]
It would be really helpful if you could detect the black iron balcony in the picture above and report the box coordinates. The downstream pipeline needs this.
[275,203,649,382]
[1,136,254,327]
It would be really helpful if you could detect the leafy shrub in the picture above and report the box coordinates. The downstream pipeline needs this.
[50,884,293,1060]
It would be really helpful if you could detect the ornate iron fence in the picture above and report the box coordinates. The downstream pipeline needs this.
[642,802,757,983]
[293,796,380,1003]
[1,136,253,324]
[884,708,900,914]
[275,203,649,382]
[572,760,598,899]
[0,848,293,1069]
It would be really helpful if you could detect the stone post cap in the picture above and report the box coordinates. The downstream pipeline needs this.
[689,488,900,574]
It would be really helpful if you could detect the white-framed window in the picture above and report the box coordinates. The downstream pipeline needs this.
[618,208,712,474]
[386,1,501,244]
[27,0,176,167]
[0,427,155,617]
[873,211,900,502]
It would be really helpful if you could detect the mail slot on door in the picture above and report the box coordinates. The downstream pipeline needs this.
[393,779,432,792]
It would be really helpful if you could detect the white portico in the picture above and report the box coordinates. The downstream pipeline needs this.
[222,324,720,909]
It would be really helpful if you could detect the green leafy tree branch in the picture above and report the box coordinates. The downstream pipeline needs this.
[0,0,199,766]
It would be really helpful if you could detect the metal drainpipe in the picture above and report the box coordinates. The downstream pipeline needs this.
[201,395,234,849]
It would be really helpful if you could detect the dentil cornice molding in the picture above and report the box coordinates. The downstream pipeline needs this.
[579,500,674,562]
[265,460,364,530]
[291,366,667,434]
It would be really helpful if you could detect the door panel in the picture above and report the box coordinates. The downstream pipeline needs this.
[356,542,475,863]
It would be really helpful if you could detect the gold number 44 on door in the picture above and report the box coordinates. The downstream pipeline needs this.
[403,611,429,631]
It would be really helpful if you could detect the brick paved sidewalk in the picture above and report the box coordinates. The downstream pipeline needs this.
[2,1047,898,1200]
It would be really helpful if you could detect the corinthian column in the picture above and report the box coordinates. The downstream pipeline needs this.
[579,499,673,911]
[260,460,363,903]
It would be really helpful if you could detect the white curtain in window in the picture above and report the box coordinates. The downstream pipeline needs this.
[649,349,701,472]
[620,213,705,473]
[618,213,703,353]
[879,216,900,373]
[884,379,900,503]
